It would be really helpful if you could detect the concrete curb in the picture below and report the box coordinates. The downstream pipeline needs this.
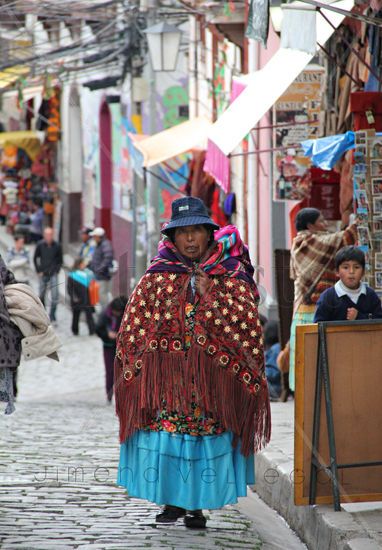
[254,404,382,549]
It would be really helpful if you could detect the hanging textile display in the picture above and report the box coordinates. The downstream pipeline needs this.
[302,131,355,170]
[273,65,326,200]
[46,88,61,142]
[280,4,317,55]
[353,129,382,297]
[245,0,269,47]
[350,92,382,132]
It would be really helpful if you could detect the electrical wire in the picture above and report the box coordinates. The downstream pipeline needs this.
[0,2,134,67]
[0,16,122,70]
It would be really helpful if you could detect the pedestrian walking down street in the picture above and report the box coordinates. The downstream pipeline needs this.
[263,321,281,401]
[78,227,95,266]
[33,227,63,322]
[95,295,128,403]
[115,197,270,529]
[0,255,22,414]
[67,259,96,336]
[4,281,61,404]
[88,227,114,308]
[29,199,44,243]
[289,208,357,391]
[6,235,31,284]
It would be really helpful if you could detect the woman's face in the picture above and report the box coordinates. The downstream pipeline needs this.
[174,224,210,261]
[308,214,328,232]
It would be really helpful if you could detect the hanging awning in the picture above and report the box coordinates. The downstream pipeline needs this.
[0,131,44,160]
[0,66,29,90]
[131,116,212,168]
[208,0,355,156]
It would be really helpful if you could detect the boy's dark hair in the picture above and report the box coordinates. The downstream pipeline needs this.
[295,208,321,231]
[110,295,128,312]
[335,246,365,270]
[263,320,279,348]
[259,313,268,327]
[72,258,83,271]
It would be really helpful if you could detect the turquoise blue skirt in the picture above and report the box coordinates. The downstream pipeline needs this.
[289,307,315,392]
[117,430,254,510]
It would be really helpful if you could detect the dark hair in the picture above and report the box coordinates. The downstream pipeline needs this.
[335,246,365,270]
[263,320,279,348]
[72,258,84,271]
[34,198,43,208]
[110,295,128,312]
[14,234,25,242]
[295,208,321,231]
[258,313,268,327]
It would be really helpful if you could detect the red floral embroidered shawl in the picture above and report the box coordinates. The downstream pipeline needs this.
[115,247,271,457]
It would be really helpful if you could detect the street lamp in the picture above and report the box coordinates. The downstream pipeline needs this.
[143,20,182,265]
[144,22,182,72]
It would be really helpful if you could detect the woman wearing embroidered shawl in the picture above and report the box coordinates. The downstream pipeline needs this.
[115,197,270,529]
[289,208,357,391]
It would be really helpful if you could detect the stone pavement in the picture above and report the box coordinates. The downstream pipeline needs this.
[0,228,304,550]
[255,402,382,550]
[1,226,381,549]
[0,313,266,550]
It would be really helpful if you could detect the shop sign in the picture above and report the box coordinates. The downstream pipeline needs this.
[273,65,325,201]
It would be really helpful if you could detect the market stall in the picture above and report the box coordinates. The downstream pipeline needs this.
[0,87,61,241]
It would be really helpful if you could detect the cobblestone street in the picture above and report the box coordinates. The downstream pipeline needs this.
[0,302,264,549]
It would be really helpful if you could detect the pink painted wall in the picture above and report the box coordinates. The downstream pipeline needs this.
[111,213,133,298]
[99,101,113,239]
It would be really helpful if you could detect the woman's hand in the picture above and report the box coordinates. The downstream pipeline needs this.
[347,307,358,320]
[195,268,210,296]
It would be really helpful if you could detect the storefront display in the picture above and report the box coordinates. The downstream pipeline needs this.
[353,129,382,296]
[273,65,326,201]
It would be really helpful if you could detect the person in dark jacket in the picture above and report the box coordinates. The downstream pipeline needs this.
[33,227,63,322]
[0,255,22,414]
[263,320,282,400]
[88,227,114,307]
[314,246,382,322]
[95,295,128,402]
[67,259,96,336]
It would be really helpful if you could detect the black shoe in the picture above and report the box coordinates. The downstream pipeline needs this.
[184,510,207,529]
[156,505,186,523]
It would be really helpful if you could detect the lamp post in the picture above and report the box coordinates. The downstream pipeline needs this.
[144,20,182,265]
[144,22,182,72]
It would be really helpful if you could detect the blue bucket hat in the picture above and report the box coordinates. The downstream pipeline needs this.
[161,197,219,235]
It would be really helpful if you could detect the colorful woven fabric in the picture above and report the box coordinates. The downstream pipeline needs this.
[148,224,255,285]
[289,305,315,392]
[115,227,270,457]
[290,224,357,310]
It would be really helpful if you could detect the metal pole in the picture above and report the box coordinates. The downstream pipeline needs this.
[319,322,341,511]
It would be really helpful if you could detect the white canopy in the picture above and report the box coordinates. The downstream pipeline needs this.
[208,0,355,156]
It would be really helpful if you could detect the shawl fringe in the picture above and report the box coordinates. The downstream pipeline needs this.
[115,347,271,457]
